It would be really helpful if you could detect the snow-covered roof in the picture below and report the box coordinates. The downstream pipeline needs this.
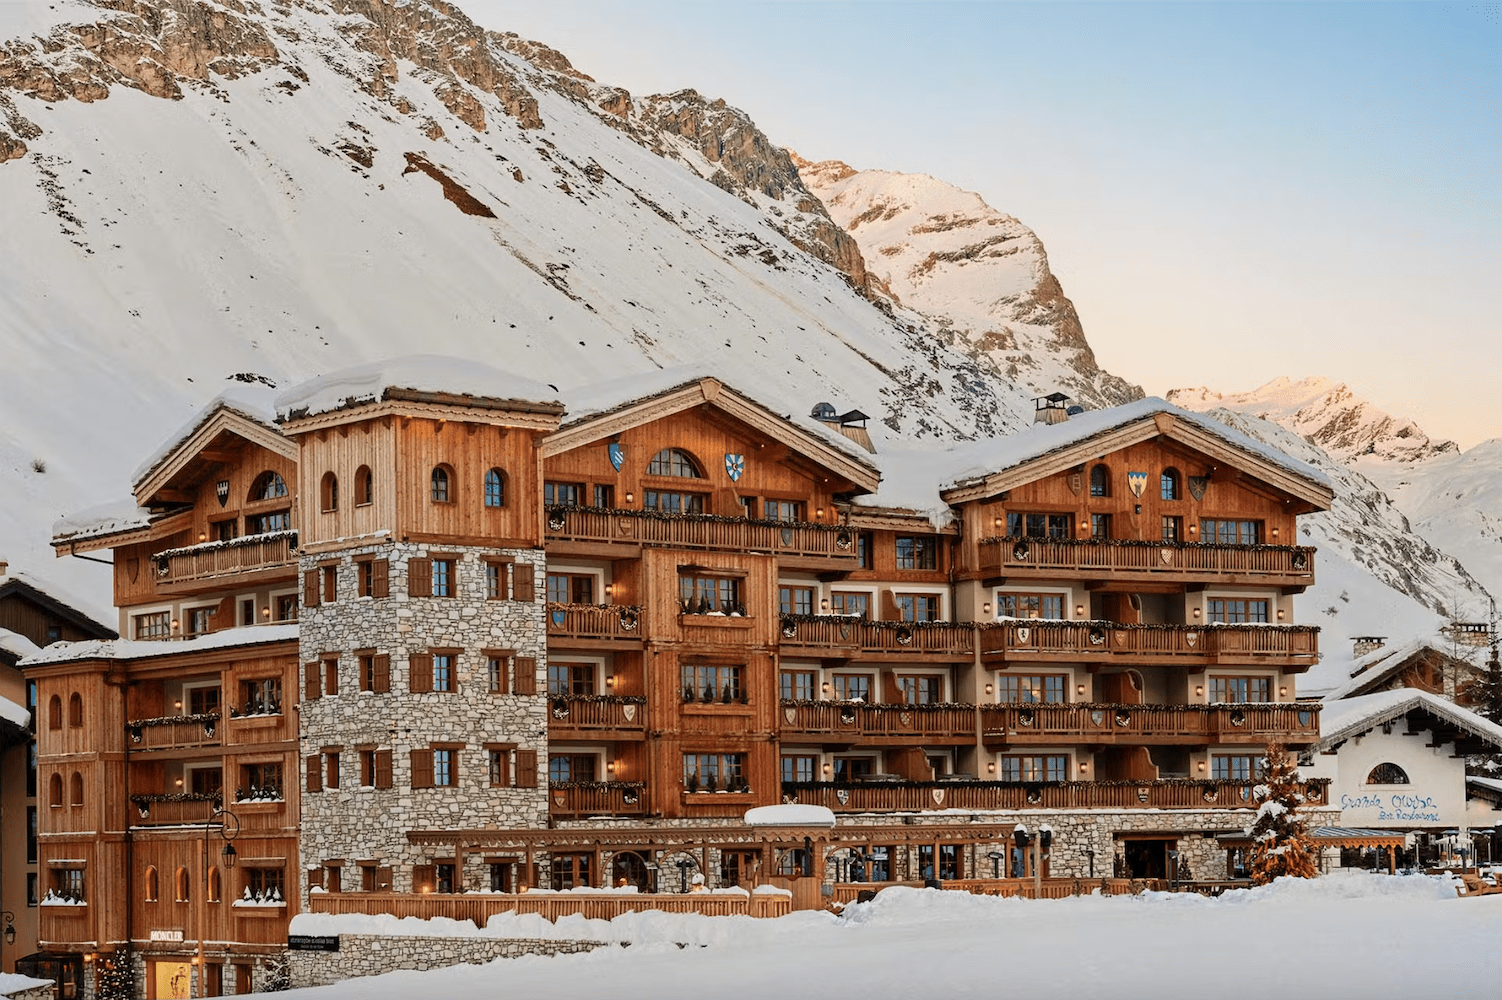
[0,569,116,637]
[743,804,836,827]
[0,690,30,730]
[0,627,42,663]
[51,498,153,546]
[1316,688,1502,752]
[131,382,281,488]
[20,624,299,667]
[1466,775,1502,797]
[1314,639,1448,701]
[275,355,564,421]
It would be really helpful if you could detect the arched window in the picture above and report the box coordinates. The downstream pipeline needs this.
[69,771,83,806]
[1089,464,1110,498]
[1366,762,1410,785]
[320,471,338,512]
[1160,468,1181,501]
[48,694,62,730]
[647,449,703,478]
[207,867,221,902]
[144,866,159,902]
[249,471,288,502]
[355,466,374,506]
[430,465,453,503]
[175,866,191,902]
[68,692,83,728]
[484,468,506,508]
[48,773,62,807]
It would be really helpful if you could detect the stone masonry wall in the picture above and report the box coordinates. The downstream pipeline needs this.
[287,934,603,989]
[298,542,549,897]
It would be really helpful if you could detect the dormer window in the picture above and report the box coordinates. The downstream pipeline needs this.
[431,466,453,503]
[250,471,288,502]
[647,449,703,478]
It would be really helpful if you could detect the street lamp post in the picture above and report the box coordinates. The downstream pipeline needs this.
[196,807,239,998]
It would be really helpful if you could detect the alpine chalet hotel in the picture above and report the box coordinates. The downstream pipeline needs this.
[30,359,1336,994]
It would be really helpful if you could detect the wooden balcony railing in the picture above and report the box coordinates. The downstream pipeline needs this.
[975,536,1316,586]
[782,778,1330,812]
[126,714,222,750]
[547,695,646,733]
[980,621,1319,665]
[779,701,977,740]
[156,531,297,585]
[307,890,790,922]
[829,878,1164,903]
[546,603,644,643]
[778,616,976,658]
[129,794,220,826]
[548,781,648,818]
[545,506,857,561]
[980,703,1320,745]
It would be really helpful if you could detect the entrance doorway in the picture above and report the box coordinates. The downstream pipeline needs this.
[611,850,650,890]
[1121,838,1175,878]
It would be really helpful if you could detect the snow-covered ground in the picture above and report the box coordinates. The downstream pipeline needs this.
[282,874,1501,999]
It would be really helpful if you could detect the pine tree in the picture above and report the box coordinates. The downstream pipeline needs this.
[1246,743,1319,885]
[1473,646,1502,726]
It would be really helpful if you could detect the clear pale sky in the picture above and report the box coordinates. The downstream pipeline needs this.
[466,1,1499,449]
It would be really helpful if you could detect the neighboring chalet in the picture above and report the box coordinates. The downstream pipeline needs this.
[0,564,115,989]
[27,359,1341,996]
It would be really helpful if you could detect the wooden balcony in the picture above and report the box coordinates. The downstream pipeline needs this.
[126,714,221,750]
[975,536,1316,588]
[781,777,1330,812]
[980,621,1319,668]
[980,703,1320,747]
[544,506,858,569]
[129,794,219,827]
[829,878,1164,903]
[548,781,648,818]
[156,531,297,590]
[547,695,647,739]
[778,615,976,662]
[779,700,977,744]
[546,603,644,648]
[307,890,790,922]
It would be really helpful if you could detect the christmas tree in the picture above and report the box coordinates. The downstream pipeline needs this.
[1246,743,1319,885]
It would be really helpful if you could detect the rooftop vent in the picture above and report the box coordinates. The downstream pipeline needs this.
[810,402,838,421]
[812,402,875,454]
[1352,636,1387,657]
[1033,392,1071,425]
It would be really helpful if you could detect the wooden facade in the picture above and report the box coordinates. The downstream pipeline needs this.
[30,373,1337,986]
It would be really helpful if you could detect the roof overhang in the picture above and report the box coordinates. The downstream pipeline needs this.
[1316,692,1502,757]
[279,388,565,437]
[134,405,297,508]
[939,411,1334,512]
[541,378,881,495]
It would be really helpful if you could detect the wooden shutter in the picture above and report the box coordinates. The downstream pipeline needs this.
[304,570,320,608]
[372,558,390,598]
[408,558,432,598]
[306,755,323,793]
[308,867,325,891]
[322,566,337,603]
[373,654,391,694]
[326,753,340,789]
[375,865,393,891]
[881,589,899,621]
[412,864,437,894]
[409,653,433,693]
[304,662,321,702]
[512,562,535,602]
[514,749,538,788]
[325,660,339,696]
[513,656,536,695]
[409,748,434,788]
[374,749,393,789]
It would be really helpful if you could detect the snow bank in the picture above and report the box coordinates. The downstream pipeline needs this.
[275,356,562,421]
[743,804,835,827]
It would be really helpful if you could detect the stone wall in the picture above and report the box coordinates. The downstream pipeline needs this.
[298,542,549,896]
[287,934,604,989]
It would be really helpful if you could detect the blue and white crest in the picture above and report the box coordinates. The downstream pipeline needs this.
[1126,471,1148,498]
[608,442,626,472]
[724,453,746,482]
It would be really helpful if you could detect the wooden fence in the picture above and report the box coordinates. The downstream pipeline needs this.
[980,621,1319,665]
[546,603,644,643]
[779,701,977,740]
[778,616,976,657]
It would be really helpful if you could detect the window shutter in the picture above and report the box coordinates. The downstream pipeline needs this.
[513,657,536,695]
[374,749,393,789]
[309,867,325,891]
[372,558,390,598]
[322,566,337,603]
[374,865,393,892]
[410,748,434,789]
[409,654,433,694]
[304,662,321,702]
[325,866,342,893]
[881,589,899,621]
[408,558,432,598]
[373,654,391,694]
[306,755,322,793]
[512,562,535,602]
[412,864,437,894]
[304,570,320,608]
[515,749,538,788]
[325,661,339,696]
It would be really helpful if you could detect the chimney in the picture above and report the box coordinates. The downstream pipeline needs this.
[0,559,8,578]
[1352,636,1386,657]
[1033,392,1072,425]
[810,403,876,454]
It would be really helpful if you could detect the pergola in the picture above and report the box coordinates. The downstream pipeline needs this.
[1216,827,1406,875]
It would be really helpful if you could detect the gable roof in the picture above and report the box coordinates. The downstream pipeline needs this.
[1316,640,1474,701]
[1315,688,1502,756]
[0,572,117,641]
[934,398,1334,510]
[132,386,295,507]
[542,373,882,494]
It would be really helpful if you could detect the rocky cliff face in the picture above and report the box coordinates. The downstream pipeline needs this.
[795,155,1140,411]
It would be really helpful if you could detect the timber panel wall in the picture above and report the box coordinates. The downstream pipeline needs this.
[390,417,543,546]
[297,418,397,547]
